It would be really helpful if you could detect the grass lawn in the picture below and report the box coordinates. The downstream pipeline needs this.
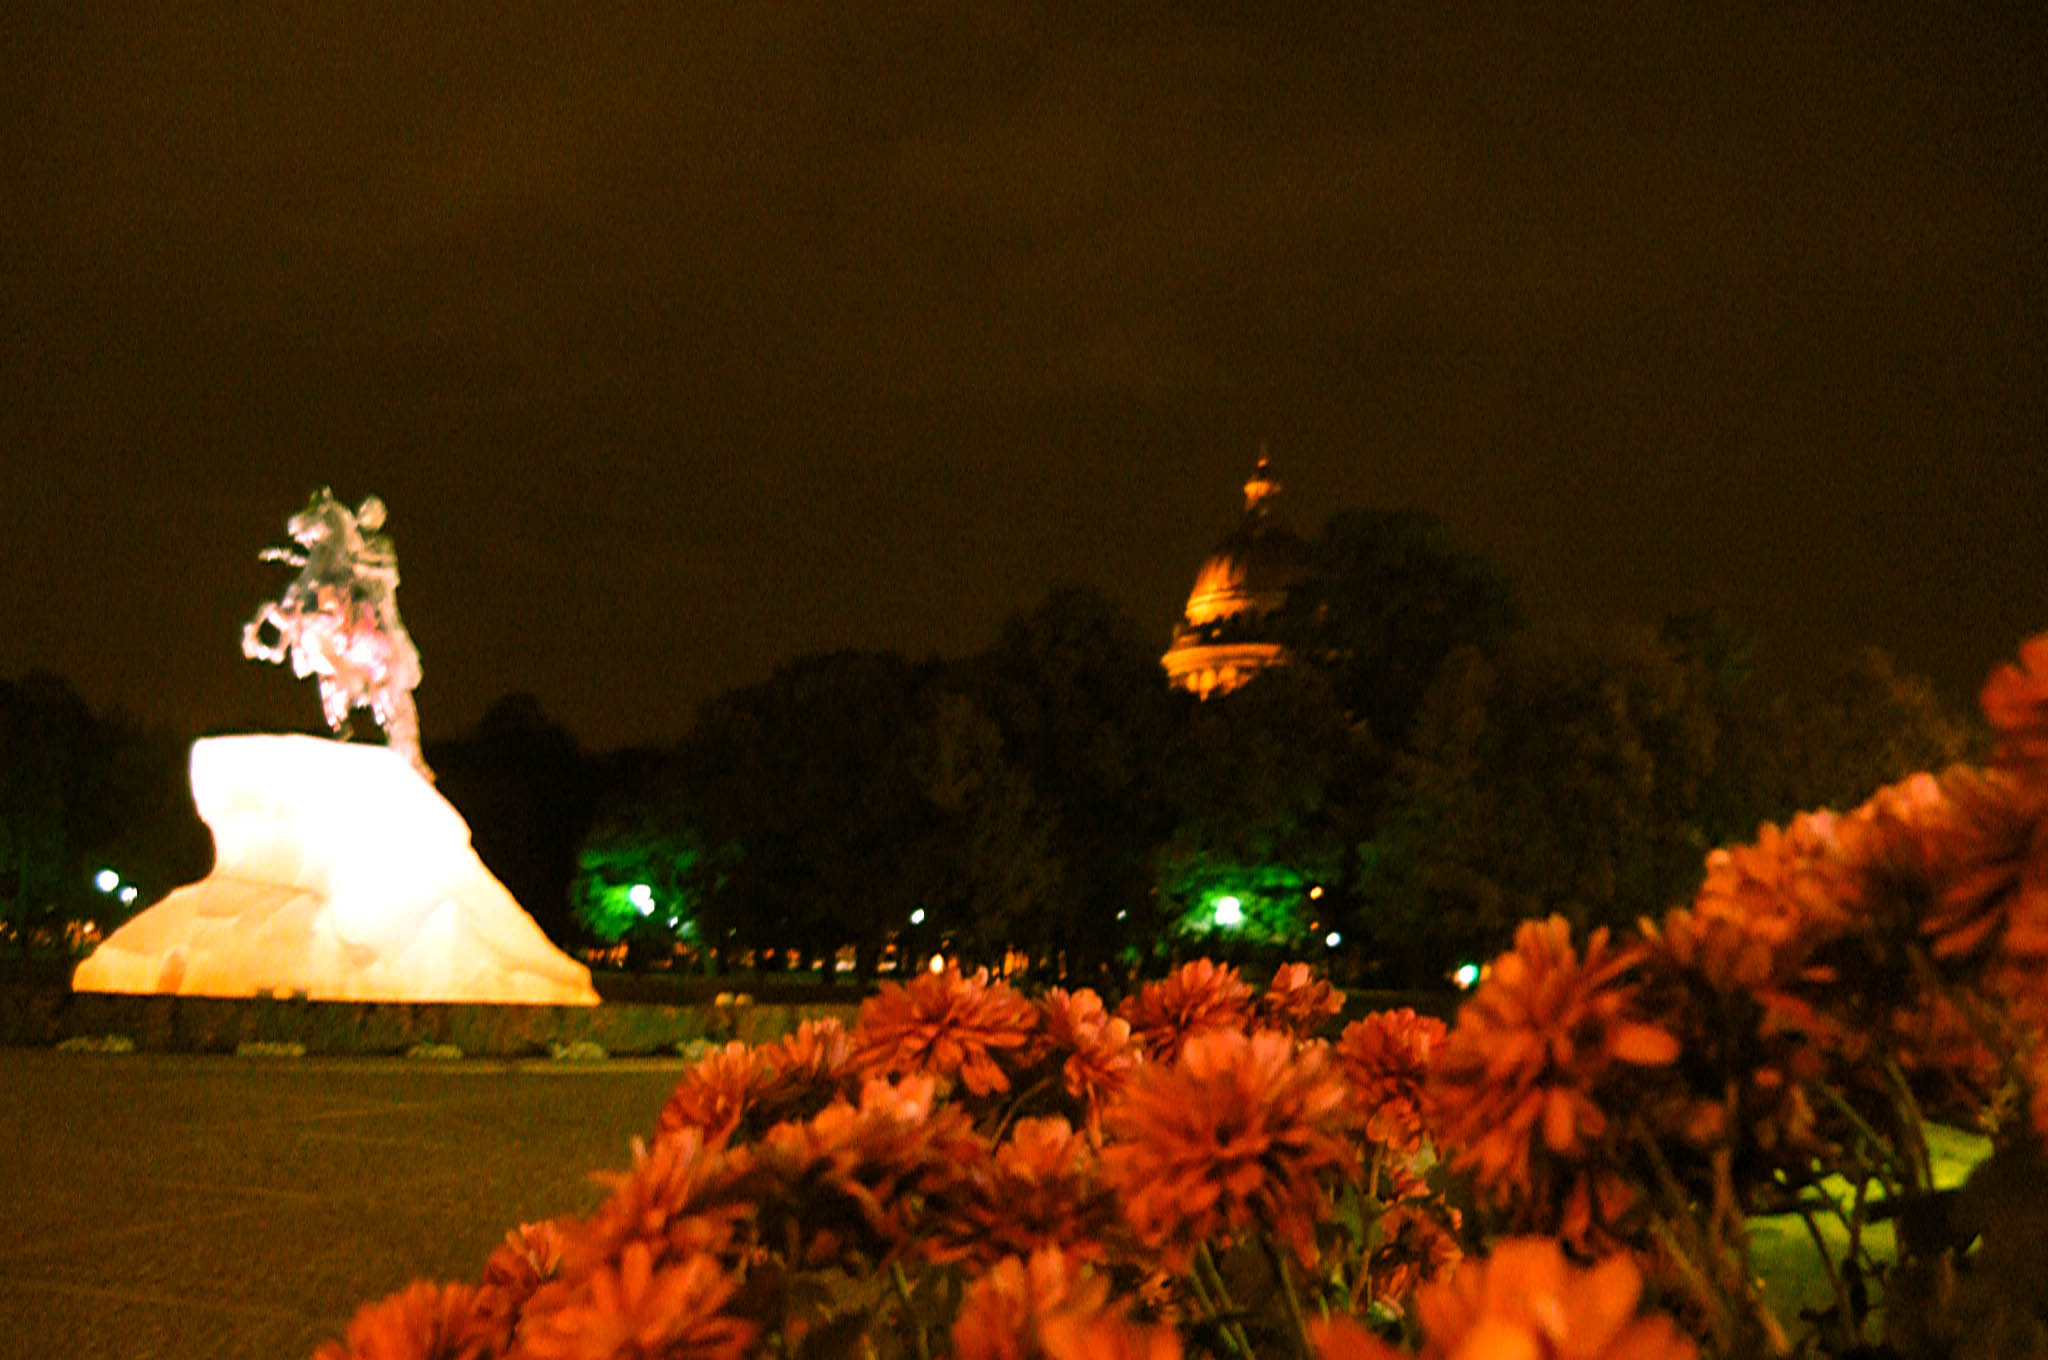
[1747,1122,1992,1328]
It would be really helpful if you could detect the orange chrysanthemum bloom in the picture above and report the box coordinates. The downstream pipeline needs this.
[722,1073,983,1268]
[1692,810,1859,959]
[512,1243,756,1360]
[1411,1237,1698,1360]
[1636,906,1831,1170]
[1118,959,1255,1064]
[761,1017,854,1096]
[1103,1027,1351,1267]
[1335,1009,1446,1155]
[1260,962,1346,1040]
[1982,631,2048,774]
[1037,1314,1185,1360]
[853,965,1040,1096]
[558,1127,748,1284]
[1367,1201,1464,1310]
[314,1280,497,1360]
[952,1247,1134,1360]
[1845,767,2044,965]
[475,1220,566,1348]
[926,1115,1119,1268]
[1307,1316,1403,1360]
[1431,918,1680,1247]
[655,1042,771,1143]
[1040,987,1141,1122]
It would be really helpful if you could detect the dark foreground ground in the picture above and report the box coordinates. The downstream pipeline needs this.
[0,1048,687,1360]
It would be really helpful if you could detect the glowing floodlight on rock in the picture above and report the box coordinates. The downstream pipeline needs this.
[1214,895,1245,929]
[73,735,598,1005]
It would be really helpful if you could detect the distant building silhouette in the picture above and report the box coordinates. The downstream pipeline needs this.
[1162,452,1317,698]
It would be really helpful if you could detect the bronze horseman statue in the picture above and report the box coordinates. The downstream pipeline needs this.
[243,488,431,780]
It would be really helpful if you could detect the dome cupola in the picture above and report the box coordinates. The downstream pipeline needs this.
[1162,450,1317,698]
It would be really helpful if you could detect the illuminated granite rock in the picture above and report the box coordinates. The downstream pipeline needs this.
[73,734,599,1005]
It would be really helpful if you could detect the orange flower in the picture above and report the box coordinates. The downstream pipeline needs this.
[1118,959,1255,1064]
[1335,1009,1446,1155]
[314,1280,497,1360]
[1691,810,1859,959]
[1103,1027,1351,1267]
[760,1017,854,1097]
[1039,987,1141,1121]
[1260,962,1346,1040]
[952,1247,1117,1360]
[1307,1316,1403,1360]
[1982,631,2048,774]
[1431,918,1679,1247]
[1367,1201,1463,1309]
[722,1074,983,1268]
[926,1116,1119,1268]
[655,1042,771,1143]
[1038,1314,1185,1360]
[1846,767,2044,965]
[1411,1237,1698,1360]
[853,965,1040,1096]
[476,1220,567,1348]
[511,1243,755,1360]
[559,1127,748,1283]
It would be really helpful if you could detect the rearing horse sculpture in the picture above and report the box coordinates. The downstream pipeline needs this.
[242,489,431,780]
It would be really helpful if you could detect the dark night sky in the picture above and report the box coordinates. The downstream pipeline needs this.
[3,5,2043,750]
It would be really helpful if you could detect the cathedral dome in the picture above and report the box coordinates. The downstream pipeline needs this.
[1163,455,1318,698]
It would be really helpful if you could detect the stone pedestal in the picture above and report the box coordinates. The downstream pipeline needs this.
[73,735,599,1005]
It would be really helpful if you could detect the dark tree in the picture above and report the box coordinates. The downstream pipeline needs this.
[965,585,1182,973]
[1354,627,1722,983]
[1279,508,1524,752]
[0,674,204,951]
[682,651,943,976]
[428,693,595,948]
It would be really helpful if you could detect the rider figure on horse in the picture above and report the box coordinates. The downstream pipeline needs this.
[243,489,431,781]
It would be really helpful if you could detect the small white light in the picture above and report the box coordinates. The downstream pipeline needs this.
[1308,885,1324,901]
[628,883,654,914]
[1325,930,1341,948]
[1214,896,1244,928]
[94,869,121,894]
[928,953,946,974]
[1116,909,1128,920]
[119,885,140,905]
[910,908,926,925]
[1453,962,1481,990]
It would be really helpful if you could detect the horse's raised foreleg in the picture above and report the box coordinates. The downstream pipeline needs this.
[318,678,356,741]
[241,604,289,664]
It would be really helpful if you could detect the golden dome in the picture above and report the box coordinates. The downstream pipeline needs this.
[1163,454,1317,698]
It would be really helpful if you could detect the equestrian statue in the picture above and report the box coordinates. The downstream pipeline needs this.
[242,488,431,780]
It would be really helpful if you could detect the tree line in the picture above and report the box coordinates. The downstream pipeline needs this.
[5,508,1975,985]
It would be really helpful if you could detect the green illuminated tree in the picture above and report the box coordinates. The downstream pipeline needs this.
[1153,668,1360,953]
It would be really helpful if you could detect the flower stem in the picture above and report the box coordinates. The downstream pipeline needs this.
[1195,1242,1257,1359]
[890,1260,930,1360]
[1261,1233,1317,1359]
